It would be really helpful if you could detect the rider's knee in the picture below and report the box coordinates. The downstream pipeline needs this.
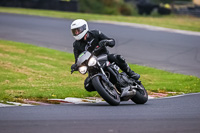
[116,55,126,63]
[107,54,116,63]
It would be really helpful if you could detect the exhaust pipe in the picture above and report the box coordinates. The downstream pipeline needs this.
[121,86,136,98]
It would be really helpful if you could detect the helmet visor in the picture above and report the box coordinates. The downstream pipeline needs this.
[71,24,86,36]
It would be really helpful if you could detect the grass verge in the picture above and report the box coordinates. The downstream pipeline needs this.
[0,7,200,32]
[0,40,200,103]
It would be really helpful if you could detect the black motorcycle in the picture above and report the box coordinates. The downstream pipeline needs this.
[71,46,148,106]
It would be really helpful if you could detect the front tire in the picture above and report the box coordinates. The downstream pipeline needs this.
[92,76,120,106]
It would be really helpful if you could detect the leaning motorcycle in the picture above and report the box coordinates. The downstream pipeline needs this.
[71,46,148,106]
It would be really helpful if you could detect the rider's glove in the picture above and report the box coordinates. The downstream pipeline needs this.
[99,40,109,47]
[71,64,77,73]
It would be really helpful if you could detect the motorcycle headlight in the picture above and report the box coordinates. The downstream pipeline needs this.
[88,57,97,66]
[79,66,87,74]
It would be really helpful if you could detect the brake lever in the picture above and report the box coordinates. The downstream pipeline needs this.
[92,45,101,54]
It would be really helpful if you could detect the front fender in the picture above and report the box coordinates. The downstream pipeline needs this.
[90,73,105,80]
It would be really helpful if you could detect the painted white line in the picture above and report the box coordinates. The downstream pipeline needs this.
[50,97,104,104]
[148,96,155,99]
[154,92,200,99]
[92,20,200,36]
[0,103,13,107]
[0,102,34,107]
[7,102,33,106]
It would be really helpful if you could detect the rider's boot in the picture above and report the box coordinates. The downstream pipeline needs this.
[124,66,140,80]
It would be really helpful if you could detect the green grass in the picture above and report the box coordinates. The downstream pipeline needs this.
[0,7,200,32]
[0,40,200,103]
[0,40,97,103]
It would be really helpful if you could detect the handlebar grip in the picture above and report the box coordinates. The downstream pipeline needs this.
[71,69,75,74]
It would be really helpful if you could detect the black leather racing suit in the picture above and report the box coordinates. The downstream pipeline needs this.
[73,30,129,70]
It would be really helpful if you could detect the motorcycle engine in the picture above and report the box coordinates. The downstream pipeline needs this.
[118,72,130,87]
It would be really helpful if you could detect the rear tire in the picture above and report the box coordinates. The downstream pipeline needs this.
[131,83,148,104]
[92,76,120,106]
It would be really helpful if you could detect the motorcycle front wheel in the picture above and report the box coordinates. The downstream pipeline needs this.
[92,76,120,106]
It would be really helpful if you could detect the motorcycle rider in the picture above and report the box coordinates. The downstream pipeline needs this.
[70,19,140,81]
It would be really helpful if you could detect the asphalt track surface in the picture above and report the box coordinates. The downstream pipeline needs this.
[0,13,200,133]
[0,94,200,133]
[0,13,200,77]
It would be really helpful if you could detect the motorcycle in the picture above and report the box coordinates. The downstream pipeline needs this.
[71,45,148,106]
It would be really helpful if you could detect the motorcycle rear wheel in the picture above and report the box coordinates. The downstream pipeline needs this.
[92,76,120,106]
[131,83,148,104]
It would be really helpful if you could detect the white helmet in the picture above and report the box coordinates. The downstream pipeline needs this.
[70,19,89,40]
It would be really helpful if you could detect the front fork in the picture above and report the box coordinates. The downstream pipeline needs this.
[97,62,107,78]
[89,62,115,90]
